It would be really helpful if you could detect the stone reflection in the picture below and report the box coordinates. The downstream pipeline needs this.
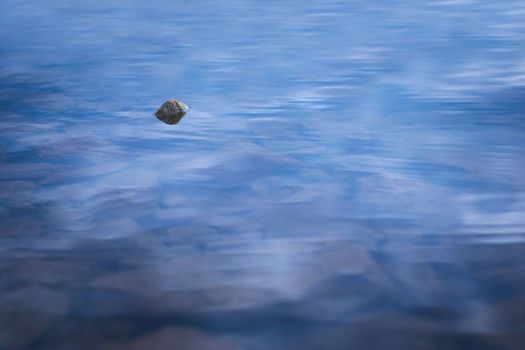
[155,111,186,125]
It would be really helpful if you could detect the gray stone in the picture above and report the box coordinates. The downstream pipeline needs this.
[155,99,189,125]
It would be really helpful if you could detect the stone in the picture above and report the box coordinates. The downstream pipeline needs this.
[155,99,189,125]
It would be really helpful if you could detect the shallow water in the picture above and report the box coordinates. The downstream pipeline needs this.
[1,1,525,349]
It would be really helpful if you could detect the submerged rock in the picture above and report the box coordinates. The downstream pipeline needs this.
[155,99,189,125]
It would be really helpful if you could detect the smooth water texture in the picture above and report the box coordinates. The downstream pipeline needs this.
[1,1,525,349]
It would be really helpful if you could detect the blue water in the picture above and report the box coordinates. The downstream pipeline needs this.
[1,1,525,349]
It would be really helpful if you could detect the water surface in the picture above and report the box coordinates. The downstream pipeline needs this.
[1,1,525,349]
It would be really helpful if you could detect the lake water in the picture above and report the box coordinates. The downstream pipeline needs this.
[1,1,525,349]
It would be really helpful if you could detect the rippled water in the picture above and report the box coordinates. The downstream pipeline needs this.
[1,1,525,349]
